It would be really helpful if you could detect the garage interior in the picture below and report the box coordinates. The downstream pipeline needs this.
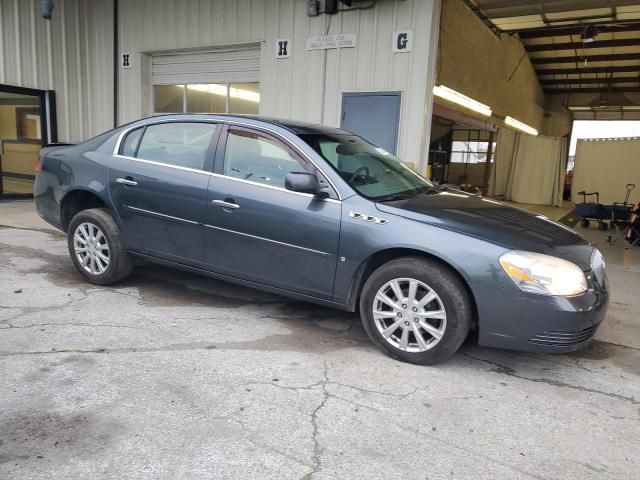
[432,0,640,221]
[1,1,640,478]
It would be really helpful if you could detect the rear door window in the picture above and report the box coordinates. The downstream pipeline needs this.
[133,122,218,171]
[120,127,144,157]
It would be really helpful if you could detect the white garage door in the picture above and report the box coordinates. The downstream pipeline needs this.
[151,46,261,115]
[152,47,260,85]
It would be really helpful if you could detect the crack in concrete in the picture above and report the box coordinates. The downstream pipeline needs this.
[0,286,99,325]
[330,381,419,400]
[242,379,418,402]
[302,360,329,480]
[325,392,380,412]
[0,342,223,357]
[463,353,640,406]
[3,322,139,330]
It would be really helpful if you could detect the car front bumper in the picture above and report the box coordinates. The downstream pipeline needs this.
[471,276,609,353]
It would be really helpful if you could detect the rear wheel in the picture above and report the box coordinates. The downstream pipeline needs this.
[581,219,590,228]
[359,257,472,365]
[67,208,133,285]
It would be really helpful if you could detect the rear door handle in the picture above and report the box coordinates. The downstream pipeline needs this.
[211,199,240,210]
[116,177,138,186]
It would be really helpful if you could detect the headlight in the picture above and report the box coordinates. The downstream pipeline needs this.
[499,251,587,296]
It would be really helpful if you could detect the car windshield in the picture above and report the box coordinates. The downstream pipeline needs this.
[299,133,436,201]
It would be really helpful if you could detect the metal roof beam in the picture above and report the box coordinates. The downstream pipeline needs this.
[518,23,640,39]
[536,65,640,75]
[540,77,640,85]
[531,53,640,64]
[544,87,640,94]
[526,38,640,52]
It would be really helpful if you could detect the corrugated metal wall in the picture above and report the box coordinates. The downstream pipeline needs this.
[0,0,114,142]
[118,0,440,169]
[1,0,440,166]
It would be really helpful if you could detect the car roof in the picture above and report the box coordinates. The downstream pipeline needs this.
[234,115,353,135]
[144,114,353,136]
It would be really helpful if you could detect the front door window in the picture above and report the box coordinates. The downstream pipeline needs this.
[223,129,311,188]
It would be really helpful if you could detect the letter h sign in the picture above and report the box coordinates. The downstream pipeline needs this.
[276,39,291,58]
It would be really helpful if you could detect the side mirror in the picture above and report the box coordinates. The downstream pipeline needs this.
[285,172,327,197]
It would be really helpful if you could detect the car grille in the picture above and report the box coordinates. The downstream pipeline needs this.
[528,325,599,347]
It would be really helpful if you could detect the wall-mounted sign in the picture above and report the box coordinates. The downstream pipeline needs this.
[392,30,413,53]
[276,39,290,58]
[307,33,356,51]
[121,52,131,69]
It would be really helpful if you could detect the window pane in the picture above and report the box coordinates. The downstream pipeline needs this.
[136,123,217,170]
[451,130,469,141]
[464,141,488,153]
[120,127,144,157]
[450,152,465,163]
[154,85,184,113]
[186,84,227,113]
[17,109,41,141]
[228,83,260,114]
[224,129,304,188]
[451,141,468,153]
[0,93,42,195]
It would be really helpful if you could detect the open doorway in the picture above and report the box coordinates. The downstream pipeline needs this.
[0,85,56,199]
[428,104,497,194]
[566,120,640,201]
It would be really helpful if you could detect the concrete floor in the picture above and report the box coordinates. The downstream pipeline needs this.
[1,200,639,480]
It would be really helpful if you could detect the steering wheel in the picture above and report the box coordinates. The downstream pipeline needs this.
[349,166,370,184]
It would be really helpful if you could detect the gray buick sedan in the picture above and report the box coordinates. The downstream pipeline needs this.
[34,115,609,364]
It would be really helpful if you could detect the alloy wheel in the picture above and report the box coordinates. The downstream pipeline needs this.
[372,277,447,353]
[73,222,110,275]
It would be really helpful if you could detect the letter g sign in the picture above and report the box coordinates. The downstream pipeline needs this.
[392,30,413,53]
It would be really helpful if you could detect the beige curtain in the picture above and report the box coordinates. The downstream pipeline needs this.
[489,129,519,198]
[572,139,640,206]
[490,130,567,207]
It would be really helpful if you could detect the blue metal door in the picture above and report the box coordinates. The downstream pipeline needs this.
[341,92,401,154]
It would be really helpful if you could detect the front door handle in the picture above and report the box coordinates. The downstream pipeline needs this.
[211,199,240,210]
[116,177,138,186]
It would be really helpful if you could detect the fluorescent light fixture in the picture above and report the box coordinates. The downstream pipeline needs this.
[433,85,492,117]
[187,84,260,103]
[505,116,538,136]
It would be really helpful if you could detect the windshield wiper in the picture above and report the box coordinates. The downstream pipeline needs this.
[376,186,441,203]
[376,194,415,202]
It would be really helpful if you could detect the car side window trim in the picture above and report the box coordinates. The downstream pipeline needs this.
[112,119,343,202]
[132,125,146,157]
[216,125,339,200]
[116,120,220,173]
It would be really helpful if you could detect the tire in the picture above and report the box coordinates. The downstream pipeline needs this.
[581,219,590,228]
[67,208,134,285]
[359,257,472,365]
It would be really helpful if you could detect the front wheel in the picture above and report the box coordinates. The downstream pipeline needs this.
[67,208,134,285]
[359,257,472,365]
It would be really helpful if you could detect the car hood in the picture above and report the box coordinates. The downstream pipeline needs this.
[375,191,595,270]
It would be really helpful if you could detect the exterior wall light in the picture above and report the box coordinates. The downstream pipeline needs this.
[505,116,539,136]
[432,85,492,117]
